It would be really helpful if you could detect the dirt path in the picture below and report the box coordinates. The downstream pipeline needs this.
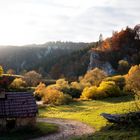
[32,118,95,140]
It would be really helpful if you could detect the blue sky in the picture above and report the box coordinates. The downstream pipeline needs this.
[0,0,140,45]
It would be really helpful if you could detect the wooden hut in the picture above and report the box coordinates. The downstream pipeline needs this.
[0,92,38,129]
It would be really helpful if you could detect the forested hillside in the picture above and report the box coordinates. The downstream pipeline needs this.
[0,41,94,80]
[89,25,140,75]
[1,25,140,80]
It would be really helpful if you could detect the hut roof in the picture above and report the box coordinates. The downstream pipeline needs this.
[0,92,38,118]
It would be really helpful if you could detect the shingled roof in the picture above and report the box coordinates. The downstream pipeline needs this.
[0,92,38,118]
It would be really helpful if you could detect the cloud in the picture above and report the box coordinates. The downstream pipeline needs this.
[0,0,140,45]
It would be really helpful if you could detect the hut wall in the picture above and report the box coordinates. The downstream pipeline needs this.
[16,117,36,127]
[0,118,6,127]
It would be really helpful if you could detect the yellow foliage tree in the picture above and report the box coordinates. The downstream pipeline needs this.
[43,88,72,105]
[125,65,140,110]
[0,65,3,76]
[125,65,140,92]
[56,78,69,89]
[10,78,26,89]
[34,82,46,99]
[81,86,98,100]
[80,68,107,87]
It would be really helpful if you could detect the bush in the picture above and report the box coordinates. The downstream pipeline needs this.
[34,82,46,101]
[10,78,26,89]
[124,65,140,110]
[55,78,69,90]
[24,70,42,87]
[71,81,83,91]
[104,75,125,89]
[80,68,107,87]
[56,94,72,105]
[43,89,72,105]
[0,65,3,76]
[99,81,122,97]
[81,81,123,100]
[81,86,98,100]
[117,60,130,74]
[62,87,81,98]
[125,65,140,93]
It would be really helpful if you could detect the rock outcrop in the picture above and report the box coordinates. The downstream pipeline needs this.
[101,111,140,124]
[134,24,140,40]
[88,51,115,75]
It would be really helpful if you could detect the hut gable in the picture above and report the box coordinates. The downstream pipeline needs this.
[0,92,38,118]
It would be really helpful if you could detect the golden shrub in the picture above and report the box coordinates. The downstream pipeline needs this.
[43,88,72,105]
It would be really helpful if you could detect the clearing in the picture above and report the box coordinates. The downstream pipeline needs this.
[39,95,140,139]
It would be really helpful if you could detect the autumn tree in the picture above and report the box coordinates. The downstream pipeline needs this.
[125,65,140,92]
[34,82,46,100]
[0,65,3,76]
[98,81,121,97]
[6,69,15,75]
[56,78,69,89]
[10,78,26,89]
[81,81,122,100]
[125,65,140,110]
[42,88,72,105]
[24,70,42,87]
[117,60,130,74]
[80,68,107,87]
[81,86,98,100]
[102,39,110,50]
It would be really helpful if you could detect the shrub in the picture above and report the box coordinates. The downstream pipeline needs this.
[55,78,69,90]
[0,65,3,76]
[98,81,122,97]
[81,86,98,100]
[10,78,26,89]
[104,75,125,89]
[56,94,72,105]
[125,65,140,93]
[62,87,81,98]
[34,82,46,101]
[43,89,72,105]
[80,68,107,87]
[117,60,130,74]
[71,81,83,91]
[6,69,15,75]
[81,81,123,100]
[124,65,140,111]
[24,70,42,87]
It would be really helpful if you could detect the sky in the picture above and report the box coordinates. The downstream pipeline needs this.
[0,0,140,45]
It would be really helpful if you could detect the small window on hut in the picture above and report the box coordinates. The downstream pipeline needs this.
[6,119,16,129]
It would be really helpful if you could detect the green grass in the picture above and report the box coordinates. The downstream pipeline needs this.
[39,95,136,130]
[0,122,58,140]
[71,129,140,140]
[39,95,140,140]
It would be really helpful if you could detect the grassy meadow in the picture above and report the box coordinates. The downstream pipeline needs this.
[39,95,140,140]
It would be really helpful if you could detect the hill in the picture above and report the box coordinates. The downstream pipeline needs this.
[88,25,140,75]
[0,41,94,80]
[1,25,140,80]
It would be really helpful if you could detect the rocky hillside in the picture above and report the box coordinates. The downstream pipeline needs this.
[88,25,140,75]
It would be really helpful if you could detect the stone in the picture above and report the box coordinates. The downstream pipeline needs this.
[134,24,140,40]
[88,51,115,75]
